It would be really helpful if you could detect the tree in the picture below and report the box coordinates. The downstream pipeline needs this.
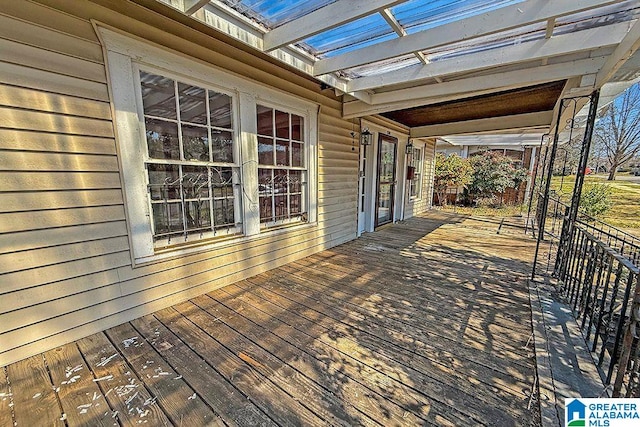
[433,153,472,205]
[593,83,640,180]
[468,151,528,204]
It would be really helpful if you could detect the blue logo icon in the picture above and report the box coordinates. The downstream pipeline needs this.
[567,399,586,426]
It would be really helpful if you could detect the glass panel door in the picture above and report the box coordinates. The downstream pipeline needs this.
[375,134,397,227]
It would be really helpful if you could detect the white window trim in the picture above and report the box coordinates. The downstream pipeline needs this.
[97,26,318,266]
[409,144,425,201]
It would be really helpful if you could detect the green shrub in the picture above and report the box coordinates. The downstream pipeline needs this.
[579,183,613,218]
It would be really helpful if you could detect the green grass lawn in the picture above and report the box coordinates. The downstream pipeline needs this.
[550,174,640,231]
[438,173,640,236]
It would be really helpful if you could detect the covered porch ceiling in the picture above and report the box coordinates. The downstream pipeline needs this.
[154,0,640,139]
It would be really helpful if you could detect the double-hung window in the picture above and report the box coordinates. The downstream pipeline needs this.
[409,147,423,199]
[139,71,241,248]
[256,105,307,226]
[100,27,317,265]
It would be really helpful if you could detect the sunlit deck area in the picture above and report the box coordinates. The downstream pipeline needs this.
[0,212,541,426]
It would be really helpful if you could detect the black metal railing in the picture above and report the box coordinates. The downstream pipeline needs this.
[553,218,640,397]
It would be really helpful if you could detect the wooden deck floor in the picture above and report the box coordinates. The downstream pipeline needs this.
[0,212,541,426]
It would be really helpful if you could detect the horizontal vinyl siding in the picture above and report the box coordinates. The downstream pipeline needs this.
[0,0,358,367]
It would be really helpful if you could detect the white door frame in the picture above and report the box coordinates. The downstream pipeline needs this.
[357,121,410,235]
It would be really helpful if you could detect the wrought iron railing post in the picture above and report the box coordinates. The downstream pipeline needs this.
[532,105,565,278]
[612,272,640,396]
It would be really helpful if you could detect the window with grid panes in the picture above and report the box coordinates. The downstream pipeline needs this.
[256,105,307,226]
[140,71,241,247]
[409,147,423,199]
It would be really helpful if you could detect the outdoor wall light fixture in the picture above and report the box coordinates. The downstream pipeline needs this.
[360,128,373,146]
[406,141,414,155]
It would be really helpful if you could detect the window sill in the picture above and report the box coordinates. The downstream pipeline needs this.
[132,221,317,267]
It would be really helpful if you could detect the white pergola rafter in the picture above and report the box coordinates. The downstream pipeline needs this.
[262,0,408,52]
[346,22,629,93]
[313,0,622,76]
[183,0,210,15]
[343,57,607,118]
[595,18,640,89]
[379,8,428,66]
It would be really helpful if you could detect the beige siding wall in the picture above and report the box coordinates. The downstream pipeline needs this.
[404,139,436,218]
[0,0,358,367]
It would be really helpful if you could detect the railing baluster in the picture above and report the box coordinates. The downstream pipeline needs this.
[607,273,636,385]
[591,253,614,349]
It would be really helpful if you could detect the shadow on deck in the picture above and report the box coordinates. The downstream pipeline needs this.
[0,211,543,426]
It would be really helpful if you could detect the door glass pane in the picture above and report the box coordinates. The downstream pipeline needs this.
[377,183,392,224]
[376,137,396,226]
[380,140,395,182]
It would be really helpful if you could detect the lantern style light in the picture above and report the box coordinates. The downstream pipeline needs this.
[360,128,373,146]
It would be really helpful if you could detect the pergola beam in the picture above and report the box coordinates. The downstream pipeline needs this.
[262,0,407,52]
[347,23,627,93]
[409,111,554,138]
[595,18,640,89]
[343,57,606,118]
[183,0,210,15]
[314,0,622,76]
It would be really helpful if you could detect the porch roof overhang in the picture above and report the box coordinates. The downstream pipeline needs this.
[145,0,639,140]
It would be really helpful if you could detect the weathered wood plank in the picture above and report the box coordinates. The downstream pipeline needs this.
[207,286,437,426]
[191,294,406,426]
[293,252,530,339]
[0,129,116,155]
[76,332,171,427]
[218,283,490,426]
[4,355,63,426]
[0,367,12,427]
[174,298,375,427]
[154,307,326,427]
[105,322,223,426]
[235,278,530,419]
[131,313,275,427]
[236,279,524,426]
[45,343,114,426]
[279,260,530,352]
